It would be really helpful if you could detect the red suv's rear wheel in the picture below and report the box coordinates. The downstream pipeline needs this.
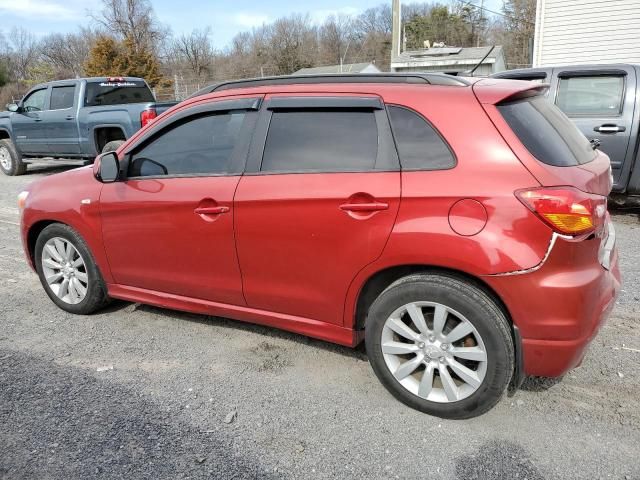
[365,273,514,419]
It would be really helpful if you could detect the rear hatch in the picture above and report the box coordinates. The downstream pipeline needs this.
[472,78,612,197]
[472,78,614,267]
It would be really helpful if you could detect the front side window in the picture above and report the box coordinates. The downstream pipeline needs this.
[556,75,625,115]
[22,89,47,112]
[261,109,378,173]
[129,111,247,177]
[50,86,76,110]
[387,106,455,170]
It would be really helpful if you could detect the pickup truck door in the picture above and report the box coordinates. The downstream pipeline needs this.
[43,83,81,155]
[552,67,637,189]
[11,87,50,155]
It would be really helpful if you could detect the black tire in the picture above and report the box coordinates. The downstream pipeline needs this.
[0,138,27,176]
[35,223,110,315]
[101,140,125,154]
[365,273,514,419]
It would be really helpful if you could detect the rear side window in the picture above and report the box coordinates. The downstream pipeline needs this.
[556,75,624,115]
[261,110,378,173]
[129,111,246,177]
[85,80,155,107]
[498,96,596,166]
[387,106,455,170]
[50,86,76,110]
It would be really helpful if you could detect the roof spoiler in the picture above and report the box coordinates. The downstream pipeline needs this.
[472,78,549,104]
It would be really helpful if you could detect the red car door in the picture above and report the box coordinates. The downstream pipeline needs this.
[99,97,260,305]
[234,95,401,325]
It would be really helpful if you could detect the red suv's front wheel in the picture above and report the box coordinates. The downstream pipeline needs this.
[365,273,514,419]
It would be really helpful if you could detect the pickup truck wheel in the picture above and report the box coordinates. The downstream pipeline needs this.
[35,223,110,315]
[0,139,26,176]
[365,273,514,419]
[101,140,125,154]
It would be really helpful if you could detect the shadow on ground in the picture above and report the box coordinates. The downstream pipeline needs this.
[455,439,546,480]
[0,349,275,480]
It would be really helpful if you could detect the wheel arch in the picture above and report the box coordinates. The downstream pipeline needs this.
[351,264,513,332]
[93,125,127,155]
[26,220,62,266]
[0,128,12,141]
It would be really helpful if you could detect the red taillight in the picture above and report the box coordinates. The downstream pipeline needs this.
[516,187,607,236]
[140,108,157,128]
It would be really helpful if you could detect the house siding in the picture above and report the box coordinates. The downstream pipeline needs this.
[533,0,640,66]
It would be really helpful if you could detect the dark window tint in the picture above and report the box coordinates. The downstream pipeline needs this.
[556,75,624,115]
[261,110,378,172]
[22,89,47,112]
[85,80,155,107]
[498,96,595,166]
[50,86,76,110]
[129,111,246,177]
[387,106,455,170]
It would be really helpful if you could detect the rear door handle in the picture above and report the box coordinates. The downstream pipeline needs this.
[65,115,75,120]
[340,202,389,212]
[594,124,626,133]
[194,206,229,215]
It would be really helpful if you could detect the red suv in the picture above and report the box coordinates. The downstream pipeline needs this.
[19,74,620,419]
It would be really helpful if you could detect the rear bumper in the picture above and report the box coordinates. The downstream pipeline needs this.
[484,233,621,377]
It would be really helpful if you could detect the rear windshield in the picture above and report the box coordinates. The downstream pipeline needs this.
[84,80,155,107]
[498,96,595,166]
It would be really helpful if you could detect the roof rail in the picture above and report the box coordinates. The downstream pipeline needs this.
[188,73,470,99]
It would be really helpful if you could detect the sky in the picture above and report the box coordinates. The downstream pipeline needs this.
[0,0,504,48]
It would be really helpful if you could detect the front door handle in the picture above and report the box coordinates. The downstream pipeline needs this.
[194,206,229,215]
[65,115,75,120]
[340,202,389,212]
[594,124,626,134]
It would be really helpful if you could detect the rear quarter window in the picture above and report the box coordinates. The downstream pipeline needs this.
[387,105,455,170]
[498,96,596,167]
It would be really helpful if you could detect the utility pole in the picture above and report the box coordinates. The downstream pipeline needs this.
[477,0,484,47]
[340,38,352,73]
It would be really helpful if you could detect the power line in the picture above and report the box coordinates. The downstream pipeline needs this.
[451,0,536,26]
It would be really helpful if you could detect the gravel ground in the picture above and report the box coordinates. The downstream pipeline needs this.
[1,163,639,480]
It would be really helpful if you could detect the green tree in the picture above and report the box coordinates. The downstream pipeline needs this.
[84,35,167,88]
[84,36,123,77]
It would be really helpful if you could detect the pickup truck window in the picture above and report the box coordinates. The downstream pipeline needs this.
[556,75,624,116]
[85,80,155,107]
[23,89,47,112]
[50,86,76,110]
[499,96,595,167]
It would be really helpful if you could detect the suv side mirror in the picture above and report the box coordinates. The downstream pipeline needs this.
[98,152,120,183]
[6,103,20,112]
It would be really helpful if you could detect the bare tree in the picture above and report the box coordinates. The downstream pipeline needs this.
[169,28,215,78]
[318,15,354,66]
[40,28,98,78]
[93,0,165,52]
[8,27,39,81]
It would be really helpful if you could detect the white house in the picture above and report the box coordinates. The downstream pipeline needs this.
[533,0,640,66]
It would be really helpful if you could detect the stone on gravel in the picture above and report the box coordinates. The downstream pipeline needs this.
[96,365,114,372]
[224,409,237,424]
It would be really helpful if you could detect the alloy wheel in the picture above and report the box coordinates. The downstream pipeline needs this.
[41,237,89,305]
[381,301,488,403]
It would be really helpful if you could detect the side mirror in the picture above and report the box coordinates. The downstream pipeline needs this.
[6,103,20,112]
[98,152,120,183]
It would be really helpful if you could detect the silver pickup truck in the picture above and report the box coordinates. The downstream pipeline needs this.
[0,77,177,175]
[492,64,640,201]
